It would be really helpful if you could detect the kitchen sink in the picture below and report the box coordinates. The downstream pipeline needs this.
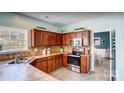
[7,57,35,64]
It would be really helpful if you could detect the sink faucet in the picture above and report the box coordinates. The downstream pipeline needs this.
[15,52,21,64]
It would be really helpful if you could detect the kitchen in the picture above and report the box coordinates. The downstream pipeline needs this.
[0,12,114,81]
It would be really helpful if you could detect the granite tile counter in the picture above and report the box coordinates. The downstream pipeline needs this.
[0,64,58,81]
[0,51,89,81]
[0,52,70,81]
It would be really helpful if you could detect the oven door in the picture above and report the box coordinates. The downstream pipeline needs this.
[67,55,80,66]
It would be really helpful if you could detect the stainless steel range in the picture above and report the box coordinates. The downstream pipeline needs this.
[67,47,85,73]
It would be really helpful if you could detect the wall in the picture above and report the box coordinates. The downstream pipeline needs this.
[61,14,115,32]
[0,12,61,62]
[94,32,110,49]
[0,12,59,32]
[115,13,124,81]
[94,32,110,58]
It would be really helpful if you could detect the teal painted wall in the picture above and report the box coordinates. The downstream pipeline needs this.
[0,12,60,32]
[94,32,110,49]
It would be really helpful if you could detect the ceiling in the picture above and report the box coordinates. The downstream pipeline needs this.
[19,12,113,26]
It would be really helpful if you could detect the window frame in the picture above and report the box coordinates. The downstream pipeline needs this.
[0,26,28,54]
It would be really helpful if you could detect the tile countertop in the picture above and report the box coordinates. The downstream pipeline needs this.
[0,64,58,81]
[0,52,70,81]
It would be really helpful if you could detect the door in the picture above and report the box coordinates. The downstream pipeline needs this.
[56,34,62,45]
[82,31,90,46]
[75,31,83,38]
[63,54,68,67]
[30,58,47,73]
[31,29,41,47]
[55,54,63,69]
[47,56,56,73]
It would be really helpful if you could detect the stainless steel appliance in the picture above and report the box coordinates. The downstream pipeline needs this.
[70,38,83,46]
[67,47,85,73]
[68,55,81,73]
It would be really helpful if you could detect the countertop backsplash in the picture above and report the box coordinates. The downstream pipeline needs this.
[0,46,61,62]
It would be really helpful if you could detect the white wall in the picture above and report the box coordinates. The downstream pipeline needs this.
[115,13,124,80]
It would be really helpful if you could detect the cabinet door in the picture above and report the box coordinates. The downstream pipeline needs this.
[56,34,62,45]
[30,58,47,73]
[62,34,67,45]
[50,32,57,45]
[82,31,90,47]
[55,54,63,69]
[47,56,56,73]
[80,56,89,73]
[69,32,75,39]
[75,31,83,38]
[36,61,47,73]
[31,29,41,47]
[63,54,68,67]
[42,31,50,46]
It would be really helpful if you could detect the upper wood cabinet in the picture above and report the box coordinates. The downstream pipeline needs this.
[56,33,62,45]
[82,31,90,47]
[41,31,50,46]
[50,32,57,46]
[31,29,90,47]
[62,33,70,46]
[31,29,41,47]
[31,29,62,47]
[69,32,76,39]
[75,31,83,38]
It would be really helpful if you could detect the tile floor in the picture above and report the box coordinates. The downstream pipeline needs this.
[49,58,110,81]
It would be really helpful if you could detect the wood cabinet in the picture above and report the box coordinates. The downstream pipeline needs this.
[75,31,83,38]
[69,32,75,39]
[56,33,62,45]
[31,29,41,47]
[80,55,90,73]
[82,31,90,47]
[30,57,48,73]
[41,31,50,46]
[47,56,56,73]
[50,32,57,46]
[63,54,68,67]
[55,54,63,69]
[31,29,63,46]
[62,33,70,46]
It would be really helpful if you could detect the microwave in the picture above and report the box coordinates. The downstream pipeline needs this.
[70,38,83,46]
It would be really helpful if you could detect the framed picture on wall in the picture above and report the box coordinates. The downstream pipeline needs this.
[94,37,101,45]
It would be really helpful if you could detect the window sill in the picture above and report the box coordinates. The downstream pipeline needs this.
[0,50,29,55]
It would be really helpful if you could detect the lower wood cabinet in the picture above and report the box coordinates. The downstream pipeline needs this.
[80,55,90,73]
[63,54,68,67]
[47,56,56,73]
[55,54,63,69]
[30,57,48,73]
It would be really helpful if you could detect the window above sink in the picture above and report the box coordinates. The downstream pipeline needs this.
[0,26,28,54]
